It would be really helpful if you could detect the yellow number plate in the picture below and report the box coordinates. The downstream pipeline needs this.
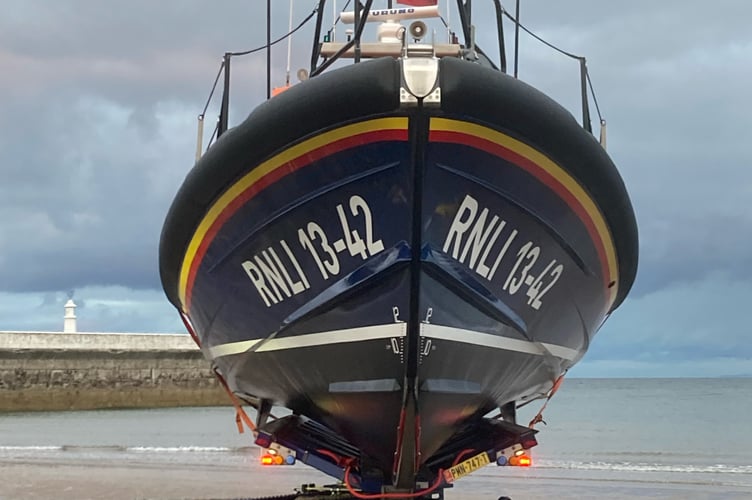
[443,452,490,483]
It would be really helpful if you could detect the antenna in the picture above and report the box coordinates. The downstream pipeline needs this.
[514,0,520,78]
[286,0,293,85]
[332,0,337,42]
[446,0,452,43]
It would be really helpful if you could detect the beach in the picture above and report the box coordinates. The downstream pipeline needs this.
[2,379,751,499]
[2,458,751,500]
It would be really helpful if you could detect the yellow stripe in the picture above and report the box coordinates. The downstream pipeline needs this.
[430,118,619,307]
[177,117,409,308]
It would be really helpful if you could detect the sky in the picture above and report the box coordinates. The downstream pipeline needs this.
[0,0,750,378]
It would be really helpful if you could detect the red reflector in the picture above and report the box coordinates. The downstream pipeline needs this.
[261,455,274,465]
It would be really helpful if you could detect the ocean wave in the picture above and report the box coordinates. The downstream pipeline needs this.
[3,446,750,476]
[0,445,255,454]
[0,446,61,451]
[128,446,254,453]
[538,460,752,475]
[61,445,127,452]
[588,451,699,457]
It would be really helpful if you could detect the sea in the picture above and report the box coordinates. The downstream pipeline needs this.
[1,378,752,497]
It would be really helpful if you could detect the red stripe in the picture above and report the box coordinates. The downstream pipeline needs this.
[429,130,610,287]
[397,0,438,5]
[185,128,408,309]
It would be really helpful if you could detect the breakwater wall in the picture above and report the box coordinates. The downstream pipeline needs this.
[0,331,228,411]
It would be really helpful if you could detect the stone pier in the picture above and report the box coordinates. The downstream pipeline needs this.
[0,331,228,411]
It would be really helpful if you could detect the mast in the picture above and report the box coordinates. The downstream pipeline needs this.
[310,1,326,74]
[353,0,361,63]
[332,0,337,42]
[218,52,230,138]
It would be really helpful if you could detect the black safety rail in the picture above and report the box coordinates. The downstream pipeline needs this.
[195,0,606,155]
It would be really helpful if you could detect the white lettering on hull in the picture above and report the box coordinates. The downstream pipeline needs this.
[241,195,384,308]
[442,194,565,311]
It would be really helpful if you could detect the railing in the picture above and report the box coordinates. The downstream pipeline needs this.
[194,0,608,162]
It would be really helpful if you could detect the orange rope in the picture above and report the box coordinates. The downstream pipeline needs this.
[451,449,476,467]
[315,448,352,467]
[528,374,565,428]
[179,312,257,434]
[344,466,445,499]
[179,312,202,348]
[211,367,257,434]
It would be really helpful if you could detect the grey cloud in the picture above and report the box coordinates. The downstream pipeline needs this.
[632,211,752,295]
[0,1,306,297]
[586,277,752,372]
[1,0,751,347]
[1,1,283,59]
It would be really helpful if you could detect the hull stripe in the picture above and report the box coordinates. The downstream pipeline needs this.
[206,322,578,362]
[421,323,580,361]
[207,323,408,359]
[178,117,410,310]
[180,117,618,313]
[429,118,618,310]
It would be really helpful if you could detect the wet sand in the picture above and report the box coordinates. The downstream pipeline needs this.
[1,459,750,500]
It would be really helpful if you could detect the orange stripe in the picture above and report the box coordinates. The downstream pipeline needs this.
[177,117,410,310]
[429,118,619,309]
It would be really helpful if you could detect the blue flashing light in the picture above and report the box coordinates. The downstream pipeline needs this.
[496,455,508,466]
[285,454,296,465]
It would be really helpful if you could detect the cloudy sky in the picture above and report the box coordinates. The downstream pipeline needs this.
[1,0,750,377]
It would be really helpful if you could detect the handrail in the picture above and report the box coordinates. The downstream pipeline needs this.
[310,0,374,77]
[195,0,609,158]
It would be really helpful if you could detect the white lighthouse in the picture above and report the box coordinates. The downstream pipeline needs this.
[63,299,77,333]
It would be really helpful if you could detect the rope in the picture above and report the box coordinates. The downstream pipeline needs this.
[178,311,256,434]
[586,71,604,123]
[343,466,445,499]
[212,366,258,434]
[230,7,318,57]
[179,312,201,347]
[200,61,225,118]
[501,9,604,127]
[330,0,353,31]
[451,449,476,467]
[528,374,565,428]
[206,120,219,149]
[502,10,580,60]
[196,4,317,149]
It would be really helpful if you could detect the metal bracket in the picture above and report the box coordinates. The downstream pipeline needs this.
[400,57,441,106]
[392,306,404,323]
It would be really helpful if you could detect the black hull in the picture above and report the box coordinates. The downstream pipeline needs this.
[160,57,638,486]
